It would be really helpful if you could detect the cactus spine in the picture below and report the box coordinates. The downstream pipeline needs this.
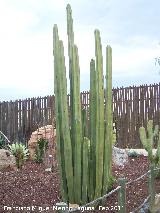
[53,4,113,205]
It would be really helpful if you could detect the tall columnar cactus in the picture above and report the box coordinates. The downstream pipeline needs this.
[53,26,74,202]
[94,30,105,198]
[139,120,160,165]
[53,4,114,205]
[66,5,83,203]
[103,46,113,194]
[89,59,96,201]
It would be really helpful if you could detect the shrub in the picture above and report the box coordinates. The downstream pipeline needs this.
[8,142,29,169]
[128,150,140,157]
[34,138,48,163]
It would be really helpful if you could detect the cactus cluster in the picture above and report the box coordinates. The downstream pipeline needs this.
[53,4,114,205]
[139,120,160,165]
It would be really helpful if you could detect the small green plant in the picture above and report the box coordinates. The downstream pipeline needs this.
[8,142,29,169]
[0,135,6,149]
[139,120,160,164]
[113,131,116,145]
[34,138,48,163]
[107,176,116,192]
[128,150,140,157]
[139,120,160,177]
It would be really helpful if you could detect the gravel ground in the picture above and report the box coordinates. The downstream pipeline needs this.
[0,156,160,213]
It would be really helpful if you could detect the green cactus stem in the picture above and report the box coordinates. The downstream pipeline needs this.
[53,25,74,203]
[89,59,96,200]
[139,120,159,165]
[103,45,113,194]
[66,4,75,167]
[82,137,90,204]
[71,44,82,203]
[53,25,67,201]
[94,29,104,199]
[82,108,89,138]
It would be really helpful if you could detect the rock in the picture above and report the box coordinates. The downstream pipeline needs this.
[125,148,157,157]
[112,146,128,167]
[151,193,160,213]
[45,168,52,172]
[0,149,16,171]
[69,203,79,209]
[28,125,56,163]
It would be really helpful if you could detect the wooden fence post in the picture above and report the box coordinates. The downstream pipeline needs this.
[148,164,155,211]
[55,202,69,213]
[118,178,126,213]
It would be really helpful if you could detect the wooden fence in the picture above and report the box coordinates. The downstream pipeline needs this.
[0,96,55,144]
[0,83,160,148]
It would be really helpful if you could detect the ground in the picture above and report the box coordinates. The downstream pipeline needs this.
[0,156,160,213]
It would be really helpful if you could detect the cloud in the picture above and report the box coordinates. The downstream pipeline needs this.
[0,0,160,101]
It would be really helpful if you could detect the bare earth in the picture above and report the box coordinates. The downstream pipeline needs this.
[0,156,160,213]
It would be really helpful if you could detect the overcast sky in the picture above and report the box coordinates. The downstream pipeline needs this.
[0,0,160,101]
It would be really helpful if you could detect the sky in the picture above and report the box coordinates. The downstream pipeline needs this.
[0,0,160,101]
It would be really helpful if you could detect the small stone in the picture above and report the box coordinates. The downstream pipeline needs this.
[112,146,128,167]
[0,149,16,171]
[151,193,160,212]
[69,203,79,209]
[45,168,52,172]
